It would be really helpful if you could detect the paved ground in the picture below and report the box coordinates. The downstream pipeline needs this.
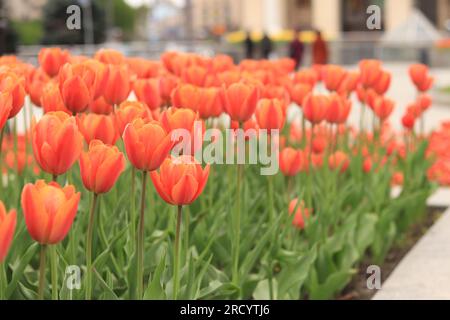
[374,188,450,300]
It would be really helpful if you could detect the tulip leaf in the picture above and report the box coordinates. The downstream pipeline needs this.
[143,251,166,300]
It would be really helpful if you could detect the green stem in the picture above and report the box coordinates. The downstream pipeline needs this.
[50,245,58,300]
[232,162,243,286]
[85,193,98,300]
[307,125,315,208]
[173,205,183,300]
[130,167,136,244]
[137,170,147,299]
[38,244,48,300]
[0,262,6,300]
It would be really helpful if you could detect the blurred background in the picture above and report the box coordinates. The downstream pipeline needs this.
[1,0,450,66]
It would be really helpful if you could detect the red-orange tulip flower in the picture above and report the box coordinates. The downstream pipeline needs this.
[303,93,329,124]
[0,72,25,118]
[89,96,114,114]
[327,93,351,124]
[359,59,382,88]
[323,65,347,92]
[115,101,151,135]
[337,71,359,96]
[171,83,200,111]
[26,67,50,107]
[32,111,83,176]
[133,78,162,110]
[417,94,432,112]
[181,65,208,87]
[103,65,131,106]
[293,69,317,87]
[160,74,179,105]
[328,151,350,173]
[373,97,395,121]
[94,49,125,65]
[409,63,433,92]
[288,198,311,230]
[21,180,80,244]
[197,87,223,119]
[255,98,286,131]
[77,113,119,145]
[363,157,373,173]
[279,147,305,176]
[122,118,173,171]
[79,140,126,194]
[220,82,260,123]
[0,201,16,263]
[0,92,12,130]
[290,83,312,107]
[151,155,210,205]
[41,81,70,114]
[38,47,70,77]
[373,70,391,95]
[402,113,415,130]
[59,63,94,113]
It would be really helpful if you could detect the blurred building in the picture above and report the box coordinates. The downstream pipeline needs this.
[189,0,450,38]
[4,0,46,20]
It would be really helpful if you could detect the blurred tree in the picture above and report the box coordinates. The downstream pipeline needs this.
[41,0,106,45]
[97,0,138,40]
[11,20,43,45]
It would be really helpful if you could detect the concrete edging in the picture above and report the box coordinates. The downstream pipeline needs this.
[373,187,450,299]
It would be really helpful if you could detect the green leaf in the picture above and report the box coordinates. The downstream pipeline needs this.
[143,251,166,300]
[6,242,38,298]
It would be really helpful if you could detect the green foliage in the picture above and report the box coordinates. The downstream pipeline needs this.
[11,20,43,46]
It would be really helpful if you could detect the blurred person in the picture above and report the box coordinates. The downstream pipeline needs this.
[289,29,304,69]
[312,30,328,65]
[244,31,254,59]
[261,33,273,59]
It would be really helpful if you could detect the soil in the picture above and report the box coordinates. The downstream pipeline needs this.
[337,207,445,300]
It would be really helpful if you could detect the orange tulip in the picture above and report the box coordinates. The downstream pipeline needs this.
[122,118,173,171]
[293,69,317,87]
[77,113,119,145]
[94,49,125,65]
[359,59,382,88]
[0,72,25,118]
[327,93,351,124]
[115,101,151,135]
[103,65,131,106]
[171,83,200,111]
[402,113,415,130]
[279,147,305,176]
[26,67,50,107]
[0,201,16,263]
[323,65,347,92]
[417,93,432,112]
[373,70,391,95]
[59,63,94,113]
[288,198,311,229]
[328,151,350,173]
[373,97,395,121]
[337,71,359,96]
[220,82,260,123]
[32,111,83,176]
[89,96,114,114]
[409,63,433,92]
[79,140,126,194]
[150,155,210,205]
[160,74,179,105]
[41,81,70,114]
[0,92,12,130]
[161,107,204,155]
[197,87,223,119]
[133,78,162,110]
[290,83,312,107]
[21,180,80,245]
[255,98,286,131]
[38,47,70,77]
[303,93,329,124]
[181,65,208,87]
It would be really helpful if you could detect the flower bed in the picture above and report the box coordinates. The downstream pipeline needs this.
[0,50,444,300]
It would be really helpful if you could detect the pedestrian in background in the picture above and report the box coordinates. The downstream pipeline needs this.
[244,31,254,59]
[289,29,304,69]
[261,33,273,59]
[312,30,328,65]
